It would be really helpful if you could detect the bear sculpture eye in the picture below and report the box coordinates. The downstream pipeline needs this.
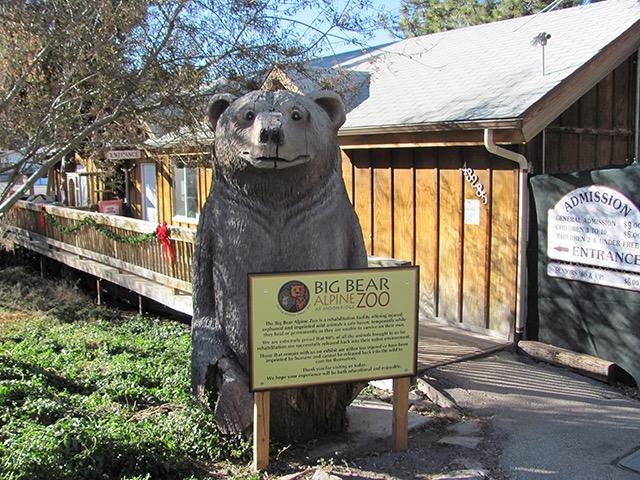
[245,111,255,121]
[291,110,302,121]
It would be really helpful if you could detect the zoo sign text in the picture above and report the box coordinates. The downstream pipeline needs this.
[248,267,419,391]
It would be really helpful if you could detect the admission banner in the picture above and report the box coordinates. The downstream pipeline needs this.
[529,163,640,387]
[248,266,419,392]
[546,185,640,290]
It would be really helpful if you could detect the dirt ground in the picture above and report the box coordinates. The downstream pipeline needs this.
[225,367,640,480]
[237,388,507,480]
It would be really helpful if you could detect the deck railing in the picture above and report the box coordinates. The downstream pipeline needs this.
[5,201,195,293]
[4,202,410,311]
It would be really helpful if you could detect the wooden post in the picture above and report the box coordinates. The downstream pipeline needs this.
[39,256,45,278]
[138,294,143,315]
[96,278,102,305]
[252,391,270,472]
[392,377,410,451]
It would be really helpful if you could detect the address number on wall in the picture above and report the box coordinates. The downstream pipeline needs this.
[461,167,488,204]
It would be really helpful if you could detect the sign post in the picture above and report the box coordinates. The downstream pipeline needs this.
[252,391,270,471]
[392,377,410,451]
[248,266,419,471]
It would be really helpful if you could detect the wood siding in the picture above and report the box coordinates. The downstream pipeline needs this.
[538,54,637,174]
[343,147,519,337]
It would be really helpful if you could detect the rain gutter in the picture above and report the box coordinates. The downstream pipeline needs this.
[338,118,523,136]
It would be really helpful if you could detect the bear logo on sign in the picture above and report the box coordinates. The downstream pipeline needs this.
[278,281,309,313]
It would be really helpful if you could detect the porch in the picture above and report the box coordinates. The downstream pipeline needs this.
[3,201,509,370]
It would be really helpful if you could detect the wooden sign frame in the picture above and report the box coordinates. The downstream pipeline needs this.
[247,266,419,471]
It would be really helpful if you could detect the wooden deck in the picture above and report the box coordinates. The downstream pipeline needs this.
[5,201,510,367]
[418,320,509,371]
[5,201,195,315]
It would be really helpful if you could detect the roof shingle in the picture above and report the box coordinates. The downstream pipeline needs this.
[327,0,640,131]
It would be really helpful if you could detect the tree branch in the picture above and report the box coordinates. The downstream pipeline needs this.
[0,100,129,214]
[0,45,50,112]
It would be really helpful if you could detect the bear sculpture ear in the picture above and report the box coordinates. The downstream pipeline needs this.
[207,94,237,130]
[309,90,346,130]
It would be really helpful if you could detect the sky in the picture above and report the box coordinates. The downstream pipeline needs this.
[290,0,403,57]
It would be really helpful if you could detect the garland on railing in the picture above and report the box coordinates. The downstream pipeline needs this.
[42,210,156,244]
[40,207,175,263]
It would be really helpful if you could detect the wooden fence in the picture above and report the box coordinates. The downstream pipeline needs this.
[5,201,195,294]
[4,202,409,317]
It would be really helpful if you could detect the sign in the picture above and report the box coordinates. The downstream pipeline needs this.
[248,267,418,392]
[547,185,640,288]
[97,199,123,216]
[106,149,141,160]
[464,199,481,225]
[548,262,640,292]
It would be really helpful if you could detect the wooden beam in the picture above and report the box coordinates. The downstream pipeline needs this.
[522,20,640,142]
[545,126,633,136]
[16,201,196,242]
[340,129,525,150]
[518,340,618,384]
[392,377,410,451]
[96,278,102,305]
[253,391,271,472]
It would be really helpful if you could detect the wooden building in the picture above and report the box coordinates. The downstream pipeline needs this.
[37,0,640,341]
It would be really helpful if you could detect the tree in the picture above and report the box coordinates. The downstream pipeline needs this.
[390,0,586,37]
[1,0,383,444]
[0,0,378,214]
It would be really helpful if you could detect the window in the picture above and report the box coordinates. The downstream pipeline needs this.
[173,165,198,219]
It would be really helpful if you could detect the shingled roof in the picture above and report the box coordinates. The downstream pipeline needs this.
[306,0,640,143]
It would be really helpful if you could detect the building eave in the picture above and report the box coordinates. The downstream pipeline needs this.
[338,118,523,137]
[521,18,640,142]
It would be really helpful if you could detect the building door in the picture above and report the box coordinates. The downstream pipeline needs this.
[141,163,158,223]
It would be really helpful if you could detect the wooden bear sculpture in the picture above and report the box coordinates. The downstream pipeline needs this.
[191,90,367,442]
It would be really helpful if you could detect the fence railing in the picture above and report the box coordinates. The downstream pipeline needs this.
[4,202,412,300]
[5,201,195,293]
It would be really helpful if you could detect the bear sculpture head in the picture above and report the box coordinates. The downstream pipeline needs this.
[207,90,346,197]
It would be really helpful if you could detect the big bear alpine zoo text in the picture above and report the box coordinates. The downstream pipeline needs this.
[248,267,419,391]
[547,185,640,291]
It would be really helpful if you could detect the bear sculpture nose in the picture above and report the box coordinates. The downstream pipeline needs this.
[259,127,284,146]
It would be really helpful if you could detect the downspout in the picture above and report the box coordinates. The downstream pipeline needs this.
[484,129,529,341]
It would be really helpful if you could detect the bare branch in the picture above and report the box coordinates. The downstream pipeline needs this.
[0,99,128,214]
[0,45,50,112]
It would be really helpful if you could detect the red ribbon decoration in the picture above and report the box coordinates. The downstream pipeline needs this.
[155,221,175,264]
[39,205,46,232]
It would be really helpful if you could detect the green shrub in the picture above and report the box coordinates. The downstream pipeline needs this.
[0,268,250,479]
